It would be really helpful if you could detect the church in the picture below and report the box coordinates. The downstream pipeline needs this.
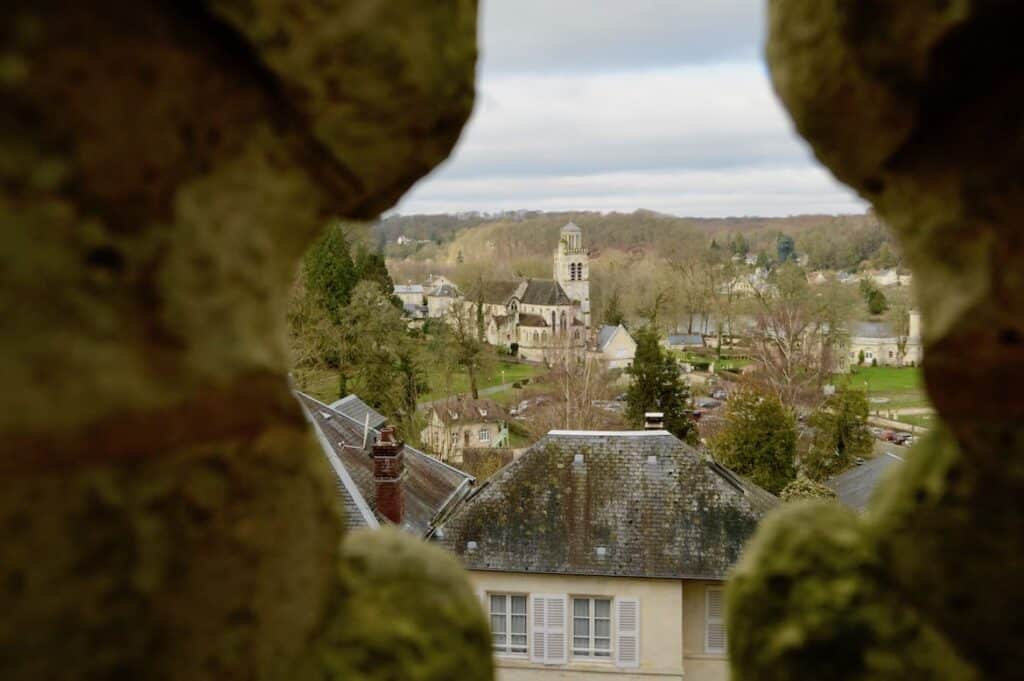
[468,222,592,363]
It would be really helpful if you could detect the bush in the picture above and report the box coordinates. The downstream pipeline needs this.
[780,476,837,502]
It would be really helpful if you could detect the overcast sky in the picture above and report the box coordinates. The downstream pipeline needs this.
[394,0,866,217]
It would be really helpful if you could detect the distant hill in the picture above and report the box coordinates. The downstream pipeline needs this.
[377,210,888,272]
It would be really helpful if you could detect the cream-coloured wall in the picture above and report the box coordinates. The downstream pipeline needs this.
[682,581,729,681]
[468,570,685,681]
[601,329,636,369]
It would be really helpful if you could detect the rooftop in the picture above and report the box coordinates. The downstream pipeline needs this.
[827,451,905,512]
[439,430,778,580]
[520,279,572,306]
[430,397,509,425]
[297,393,475,536]
[328,394,388,430]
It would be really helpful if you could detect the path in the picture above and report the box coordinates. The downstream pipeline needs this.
[417,381,522,410]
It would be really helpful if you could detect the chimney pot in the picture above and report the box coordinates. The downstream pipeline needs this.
[644,412,665,430]
[372,426,405,524]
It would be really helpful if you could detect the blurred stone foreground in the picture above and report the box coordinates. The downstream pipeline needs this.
[0,1,490,679]
[3,1,1023,680]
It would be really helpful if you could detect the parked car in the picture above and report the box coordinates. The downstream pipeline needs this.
[892,432,912,445]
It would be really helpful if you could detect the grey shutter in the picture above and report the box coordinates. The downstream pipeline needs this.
[530,594,547,663]
[545,594,568,664]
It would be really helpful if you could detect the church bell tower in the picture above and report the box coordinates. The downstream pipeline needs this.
[553,222,591,329]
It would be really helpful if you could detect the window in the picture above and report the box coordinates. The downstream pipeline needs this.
[479,428,490,443]
[572,597,612,658]
[490,594,528,655]
[705,587,726,654]
[888,350,894,358]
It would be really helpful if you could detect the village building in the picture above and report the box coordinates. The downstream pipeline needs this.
[394,283,426,307]
[438,426,778,681]
[426,282,460,319]
[593,324,637,369]
[845,310,923,368]
[421,397,511,465]
[297,393,474,535]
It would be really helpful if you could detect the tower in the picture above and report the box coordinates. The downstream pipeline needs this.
[553,222,591,329]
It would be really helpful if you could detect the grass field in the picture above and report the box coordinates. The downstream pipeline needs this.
[672,351,752,371]
[418,359,546,403]
[842,366,932,411]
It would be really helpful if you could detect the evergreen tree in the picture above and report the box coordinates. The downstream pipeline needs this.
[625,326,697,444]
[303,222,358,323]
[710,386,797,494]
[776,234,796,263]
[804,385,874,481]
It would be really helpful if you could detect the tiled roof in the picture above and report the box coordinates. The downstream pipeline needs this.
[439,430,778,580]
[296,393,475,536]
[827,451,904,511]
[520,279,572,306]
[328,394,388,430]
[518,313,548,327]
[431,398,508,425]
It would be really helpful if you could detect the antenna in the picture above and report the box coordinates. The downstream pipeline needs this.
[362,412,370,450]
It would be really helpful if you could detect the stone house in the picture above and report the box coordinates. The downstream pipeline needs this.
[394,283,426,307]
[845,310,922,368]
[594,324,637,369]
[426,282,460,319]
[421,398,511,465]
[438,427,778,681]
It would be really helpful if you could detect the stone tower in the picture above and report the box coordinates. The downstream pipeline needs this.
[553,221,591,329]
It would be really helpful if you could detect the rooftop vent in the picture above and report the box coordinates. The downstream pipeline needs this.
[647,455,658,466]
[595,546,607,558]
[319,411,331,420]
[644,412,664,430]
[573,453,585,464]
[466,540,478,552]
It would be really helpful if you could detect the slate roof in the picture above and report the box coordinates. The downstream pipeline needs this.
[439,430,778,580]
[477,280,522,305]
[328,394,388,430]
[394,284,424,294]
[296,393,475,536]
[827,451,904,511]
[429,284,460,298]
[850,321,896,339]
[667,333,703,347]
[520,279,572,306]
[518,313,548,327]
[596,325,626,351]
[403,303,429,319]
[561,221,582,233]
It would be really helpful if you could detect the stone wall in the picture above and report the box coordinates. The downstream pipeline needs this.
[0,2,492,679]
[728,2,1024,679]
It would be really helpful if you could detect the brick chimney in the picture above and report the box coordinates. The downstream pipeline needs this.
[371,426,405,524]
[644,411,665,430]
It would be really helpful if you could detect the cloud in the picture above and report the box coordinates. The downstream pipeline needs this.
[479,0,763,74]
[392,2,867,218]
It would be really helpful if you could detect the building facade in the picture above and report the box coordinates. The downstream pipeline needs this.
[439,429,778,681]
[420,398,510,465]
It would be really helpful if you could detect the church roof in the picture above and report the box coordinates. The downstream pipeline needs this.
[518,313,548,327]
[561,221,582,233]
[476,280,521,305]
[520,279,572,306]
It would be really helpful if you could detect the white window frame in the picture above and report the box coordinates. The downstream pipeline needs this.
[571,596,613,660]
[705,587,727,655]
[489,593,528,657]
[478,428,491,443]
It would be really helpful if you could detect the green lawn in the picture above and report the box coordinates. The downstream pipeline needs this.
[420,359,546,403]
[291,367,343,403]
[672,351,751,372]
[842,366,931,411]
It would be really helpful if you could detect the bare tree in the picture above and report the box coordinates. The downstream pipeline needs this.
[524,353,623,439]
